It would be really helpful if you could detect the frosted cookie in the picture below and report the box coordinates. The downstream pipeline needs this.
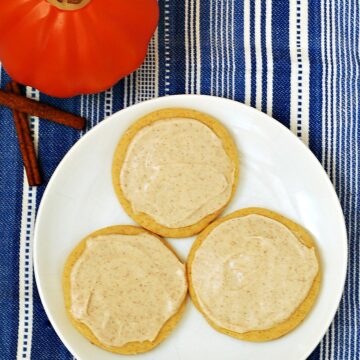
[112,108,239,238]
[187,208,320,341]
[63,226,188,354]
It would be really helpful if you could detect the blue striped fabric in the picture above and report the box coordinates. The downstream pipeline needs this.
[0,0,358,359]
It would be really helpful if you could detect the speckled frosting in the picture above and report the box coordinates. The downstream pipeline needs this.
[120,118,235,228]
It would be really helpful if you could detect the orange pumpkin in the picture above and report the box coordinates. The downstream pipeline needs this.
[0,0,159,97]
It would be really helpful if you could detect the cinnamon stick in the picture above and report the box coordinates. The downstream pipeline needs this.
[0,89,85,130]
[6,82,42,186]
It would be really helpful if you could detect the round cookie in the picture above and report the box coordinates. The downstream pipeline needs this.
[112,108,239,238]
[187,207,321,341]
[63,225,187,354]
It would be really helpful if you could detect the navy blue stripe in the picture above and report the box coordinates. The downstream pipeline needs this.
[342,0,358,358]
[97,93,105,125]
[336,0,348,356]
[32,93,81,360]
[260,0,267,113]
[355,0,360,352]
[187,0,193,94]
[324,0,337,356]
[199,1,209,94]
[112,81,126,113]
[341,0,349,353]
[334,0,345,356]
[322,0,330,174]
[194,0,199,94]
[35,95,81,187]
[271,1,291,127]
[308,345,320,360]
[0,68,21,360]
[199,0,213,95]
[308,0,323,161]
[233,0,245,102]
[160,0,186,96]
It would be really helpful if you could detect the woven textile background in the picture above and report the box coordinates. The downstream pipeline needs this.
[0,0,359,359]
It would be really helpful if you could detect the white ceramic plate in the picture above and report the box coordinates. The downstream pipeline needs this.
[34,95,347,360]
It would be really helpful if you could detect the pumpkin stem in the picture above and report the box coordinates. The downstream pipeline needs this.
[47,0,91,10]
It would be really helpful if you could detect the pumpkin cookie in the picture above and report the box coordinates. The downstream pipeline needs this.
[63,225,187,354]
[187,208,321,341]
[112,108,239,238]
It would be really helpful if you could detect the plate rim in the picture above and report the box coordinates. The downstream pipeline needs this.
[34,94,348,360]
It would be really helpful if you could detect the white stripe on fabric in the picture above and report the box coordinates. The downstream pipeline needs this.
[154,30,160,97]
[215,0,220,95]
[299,0,310,145]
[340,0,348,358]
[353,2,359,354]
[225,0,230,97]
[338,0,349,357]
[127,74,132,106]
[214,1,221,96]
[322,0,333,357]
[289,0,310,145]
[254,0,262,110]
[104,88,113,118]
[346,0,356,357]
[320,0,338,360]
[195,0,201,94]
[16,87,39,360]
[80,95,84,135]
[90,94,95,128]
[124,24,159,107]
[325,0,332,179]
[243,0,251,105]
[163,2,170,95]
[265,0,273,116]
[134,32,159,102]
[86,95,94,129]
[220,0,225,97]
[342,0,348,201]
[90,94,93,127]
[346,1,354,358]
[289,0,298,136]
[320,0,326,171]
[123,76,128,108]
[86,94,90,129]
[185,0,201,94]
[323,7,332,359]
[337,0,343,202]
[331,0,338,191]
[185,0,189,93]
[96,93,101,124]
[231,0,236,99]
[93,94,97,126]
[190,0,195,93]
